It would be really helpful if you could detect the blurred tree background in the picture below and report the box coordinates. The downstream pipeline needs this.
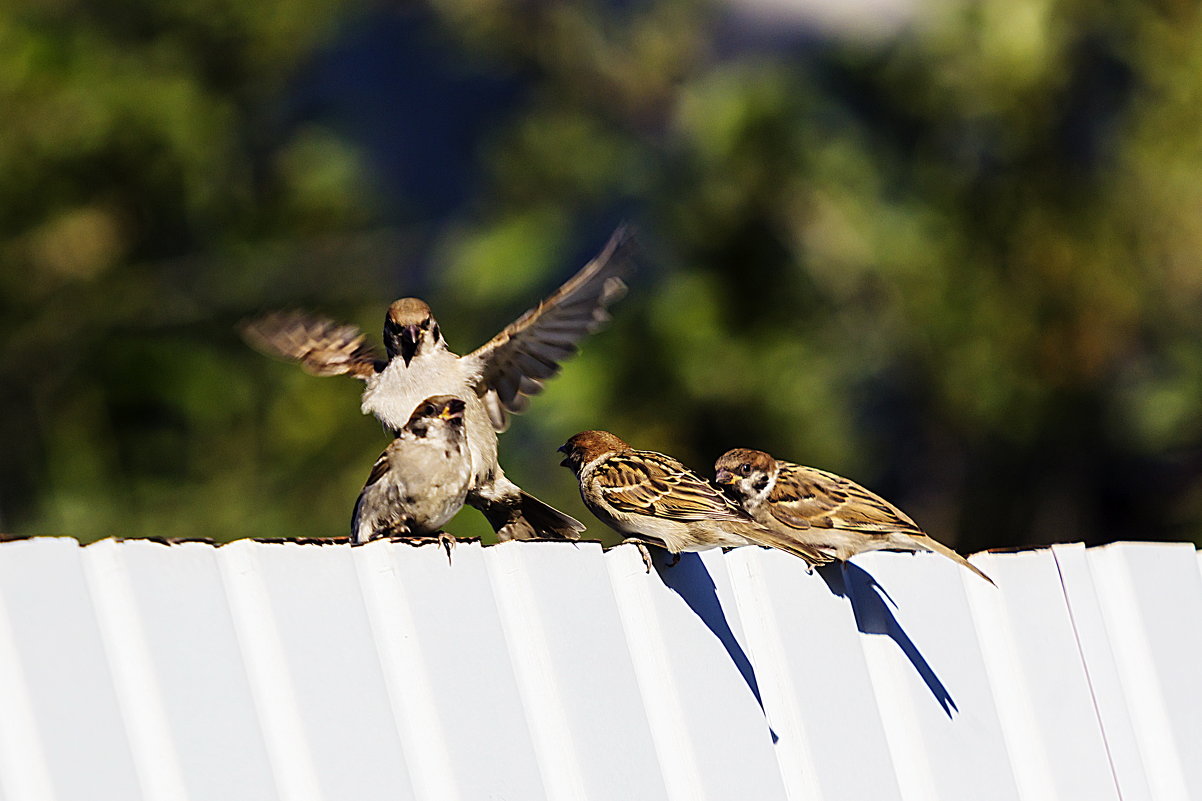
[3,0,1202,553]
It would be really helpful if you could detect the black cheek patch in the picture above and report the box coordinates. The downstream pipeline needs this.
[753,476,770,492]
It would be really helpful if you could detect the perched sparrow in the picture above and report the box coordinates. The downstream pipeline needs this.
[713,448,994,585]
[243,227,635,541]
[351,395,471,553]
[558,430,830,570]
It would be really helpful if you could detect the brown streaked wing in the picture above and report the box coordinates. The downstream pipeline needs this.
[240,311,382,379]
[769,463,924,536]
[363,450,392,488]
[596,451,749,523]
[468,226,636,431]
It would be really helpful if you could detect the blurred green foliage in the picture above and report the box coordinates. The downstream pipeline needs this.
[3,0,1202,552]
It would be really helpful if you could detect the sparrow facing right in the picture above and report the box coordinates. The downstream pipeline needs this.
[558,430,831,569]
[351,395,471,547]
[243,227,636,542]
[713,448,994,585]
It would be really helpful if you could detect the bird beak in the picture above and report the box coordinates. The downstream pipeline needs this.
[714,469,735,485]
[557,444,572,468]
[439,402,465,420]
[399,324,420,366]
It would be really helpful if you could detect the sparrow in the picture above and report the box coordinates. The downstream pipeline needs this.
[243,227,636,541]
[713,448,995,585]
[558,430,831,570]
[351,395,471,554]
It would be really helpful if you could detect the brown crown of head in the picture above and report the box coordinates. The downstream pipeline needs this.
[714,448,777,483]
[558,430,630,469]
[387,298,433,326]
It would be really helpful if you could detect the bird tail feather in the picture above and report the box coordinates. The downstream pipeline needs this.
[912,535,996,586]
[516,491,585,541]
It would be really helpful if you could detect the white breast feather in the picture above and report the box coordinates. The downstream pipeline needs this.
[361,351,466,427]
[360,350,498,483]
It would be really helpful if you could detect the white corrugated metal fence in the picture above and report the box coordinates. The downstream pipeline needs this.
[0,537,1198,801]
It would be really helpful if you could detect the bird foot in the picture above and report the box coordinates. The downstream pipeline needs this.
[436,531,457,565]
[621,539,656,573]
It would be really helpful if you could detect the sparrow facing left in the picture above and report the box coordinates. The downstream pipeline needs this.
[243,227,635,541]
[351,395,471,548]
[713,448,995,585]
[558,431,831,569]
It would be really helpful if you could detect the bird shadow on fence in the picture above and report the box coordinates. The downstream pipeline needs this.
[819,561,958,718]
[653,551,779,743]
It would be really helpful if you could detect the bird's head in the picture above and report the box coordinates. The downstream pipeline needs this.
[404,394,467,438]
[384,298,443,366]
[558,430,629,474]
[714,448,778,502]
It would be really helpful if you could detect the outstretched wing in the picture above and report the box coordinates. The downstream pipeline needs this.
[768,462,924,537]
[594,450,749,523]
[241,311,383,379]
[467,226,635,431]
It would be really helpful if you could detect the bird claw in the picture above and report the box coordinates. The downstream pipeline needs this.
[638,543,654,573]
[436,531,457,565]
[619,540,679,573]
[620,539,656,573]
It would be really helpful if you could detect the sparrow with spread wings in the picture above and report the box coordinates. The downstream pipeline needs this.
[244,227,635,541]
[714,448,994,584]
[558,430,830,570]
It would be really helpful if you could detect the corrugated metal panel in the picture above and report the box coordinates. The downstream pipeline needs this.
[353,537,545,801]
[1052,543,1153,801]
[84,539,276,801]
[0,537,1196,801]
[967,549,1117,801]
[1083,542,1202,801]
[0,539,141,801]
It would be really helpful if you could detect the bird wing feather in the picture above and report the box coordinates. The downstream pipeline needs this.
[241,311,383,379]
[351,448,402,542]
[594,450,750,523]
[768,462,924,537]
[770,463,994,583]
[467,226,635,431]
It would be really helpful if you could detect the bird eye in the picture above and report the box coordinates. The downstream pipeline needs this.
[740,464,751,475]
